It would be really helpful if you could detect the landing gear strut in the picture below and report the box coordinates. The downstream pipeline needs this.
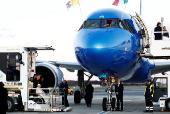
[102,77,116,111]
[74,71,93,104]
[74,70,85,104]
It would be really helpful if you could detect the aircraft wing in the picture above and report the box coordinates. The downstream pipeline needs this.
[36,60,85,71]
[151,60,170,75]
[53,61,85,71]
[37,59,170,75]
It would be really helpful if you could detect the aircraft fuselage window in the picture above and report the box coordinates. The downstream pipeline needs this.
[101,19,118,28]
[6,53,20,81]
[84,20,100,28]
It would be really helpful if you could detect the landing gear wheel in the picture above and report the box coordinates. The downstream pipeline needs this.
[102,97,108,111]
[111,98,115,110]
[70,91,73,95]
[165,98,170,111]
[74,90,81,104]
[7,97,15,112]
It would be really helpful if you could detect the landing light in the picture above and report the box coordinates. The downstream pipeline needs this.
[95,45,103,49]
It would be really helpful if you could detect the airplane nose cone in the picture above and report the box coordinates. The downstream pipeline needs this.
[74,28,138,76]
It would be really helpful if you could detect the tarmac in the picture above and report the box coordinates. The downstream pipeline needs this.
[7,86,169,114]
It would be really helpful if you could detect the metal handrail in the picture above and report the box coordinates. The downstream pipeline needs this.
[153,31,169,33]
[28,87,66,110]
[28,87,62,111]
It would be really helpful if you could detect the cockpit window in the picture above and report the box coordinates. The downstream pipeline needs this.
[84,20,100,28]
[119,20,135,34]
[81,18,135,34]
[101,19,118,28]
[119,20,127,30]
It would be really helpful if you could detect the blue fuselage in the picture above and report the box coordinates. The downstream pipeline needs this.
[74,9,155,82]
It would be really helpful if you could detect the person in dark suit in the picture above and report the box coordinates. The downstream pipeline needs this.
[33,75,41,88]
[0,82,8,114]
[59,80,69,107]
[115,79,124,111]
[85,82,94,107]
[41,78,47,88]
[33,74,37,79]
[41,78,48,93]
[154,22,162,40]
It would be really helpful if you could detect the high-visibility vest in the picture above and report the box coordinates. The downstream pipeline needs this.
[144,85,154,97]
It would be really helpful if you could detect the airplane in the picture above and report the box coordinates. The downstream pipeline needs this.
[36,8,170,110]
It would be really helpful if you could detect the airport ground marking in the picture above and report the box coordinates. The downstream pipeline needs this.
[124,98,144,106]
[73,110,101,111]
[96,98,144,114]
[97,111,109,114]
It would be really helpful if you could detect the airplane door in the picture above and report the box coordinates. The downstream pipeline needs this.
[135,13,149,48]
[153,77,167,102]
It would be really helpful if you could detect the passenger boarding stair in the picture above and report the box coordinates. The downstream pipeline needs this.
[139,31,170,59]
[135,14,170,59]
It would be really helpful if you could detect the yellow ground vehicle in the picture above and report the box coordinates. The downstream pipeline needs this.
[68,88,73,95]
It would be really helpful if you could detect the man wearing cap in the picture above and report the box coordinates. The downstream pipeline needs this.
[144,80,154,113]
[154,22,162,40]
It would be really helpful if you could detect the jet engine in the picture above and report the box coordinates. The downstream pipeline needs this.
[36,63,63,88]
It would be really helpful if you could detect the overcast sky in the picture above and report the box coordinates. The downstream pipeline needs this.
[0,0,169,80]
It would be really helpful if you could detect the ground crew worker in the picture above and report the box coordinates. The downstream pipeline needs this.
[28,79,34,96]
[144,80,154,113]
[30,77,34,82]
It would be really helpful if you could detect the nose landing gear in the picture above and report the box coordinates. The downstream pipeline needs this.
[102,77,116,111]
